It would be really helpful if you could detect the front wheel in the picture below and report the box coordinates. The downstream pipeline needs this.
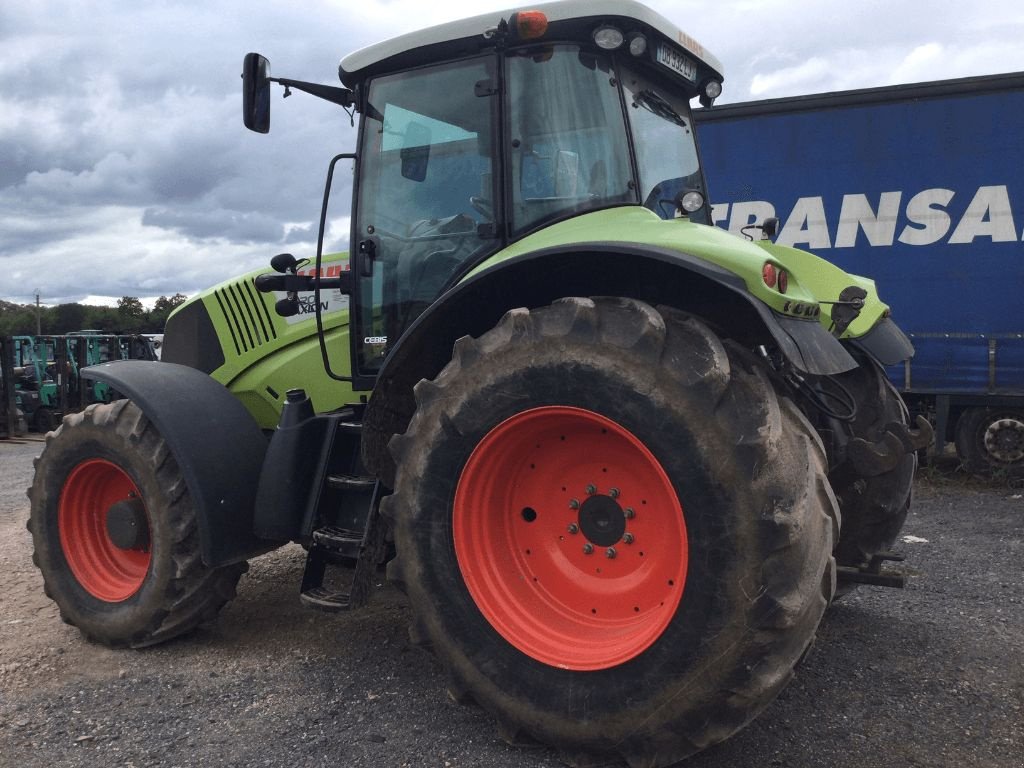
[383,298,838,766]
[28,400,247,647]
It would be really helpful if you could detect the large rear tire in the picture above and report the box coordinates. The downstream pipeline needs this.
[383,298,838,766]
[826,358,916,568]
[27,400,247,648]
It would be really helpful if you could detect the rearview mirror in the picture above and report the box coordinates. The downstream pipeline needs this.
[400,121,432,182]
[242,53,271,133]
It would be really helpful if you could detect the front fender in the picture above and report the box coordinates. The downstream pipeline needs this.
[81,360,271,567]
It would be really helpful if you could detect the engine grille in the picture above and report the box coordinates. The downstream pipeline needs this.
[211,279,278,356]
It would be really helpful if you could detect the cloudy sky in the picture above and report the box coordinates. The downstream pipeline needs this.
[2,0,1023,307]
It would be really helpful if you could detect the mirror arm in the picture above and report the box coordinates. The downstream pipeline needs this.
[269,77,354,108]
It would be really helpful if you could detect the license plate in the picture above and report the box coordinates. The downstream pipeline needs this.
[656,44,697,81]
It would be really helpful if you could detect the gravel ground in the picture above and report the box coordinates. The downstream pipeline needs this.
[1,437,1022,768]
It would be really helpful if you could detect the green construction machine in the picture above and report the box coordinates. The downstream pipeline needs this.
[9,333,158,431]
[28,2,932,764]
[11,335,60,432]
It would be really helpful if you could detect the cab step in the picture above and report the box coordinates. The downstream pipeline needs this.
[311,525,363,556]
[299,485,388,612]
[326,473,376,491]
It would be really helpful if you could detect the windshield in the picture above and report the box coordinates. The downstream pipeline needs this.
[620,64,704,221]
[507,46,635,235]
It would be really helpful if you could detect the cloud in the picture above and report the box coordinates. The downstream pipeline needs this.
[140,207,287,243]
[1,0,1023,305]
[701,0,1024,101]
[749,57,831,97]
[2,205,282,304]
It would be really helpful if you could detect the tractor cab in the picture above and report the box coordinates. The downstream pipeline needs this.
[243,0,724,383]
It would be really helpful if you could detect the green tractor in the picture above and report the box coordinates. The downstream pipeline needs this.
[28,2,931,764]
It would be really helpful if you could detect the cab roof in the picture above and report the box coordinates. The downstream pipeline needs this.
[338,0,724,89]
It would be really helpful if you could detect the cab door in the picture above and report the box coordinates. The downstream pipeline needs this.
[350,55,501,384]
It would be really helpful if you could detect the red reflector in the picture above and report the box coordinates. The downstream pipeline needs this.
[761,262,777,288]
[514,10,548,39]
[778,269,789,294]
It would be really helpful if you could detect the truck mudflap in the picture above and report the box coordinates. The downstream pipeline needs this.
[80,360,271,567]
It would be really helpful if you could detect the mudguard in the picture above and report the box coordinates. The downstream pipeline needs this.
[81,360,272,567]
[848,316,915,366]
[360,244,861,480]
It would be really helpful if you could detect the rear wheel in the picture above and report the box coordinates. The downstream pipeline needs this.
[955,406,1024,477]
[27,400,247,647]
[383,298,838,766]
[827,358,917,568]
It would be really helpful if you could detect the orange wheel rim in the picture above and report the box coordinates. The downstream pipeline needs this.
[453,406,687,670]
[58,459,151,602]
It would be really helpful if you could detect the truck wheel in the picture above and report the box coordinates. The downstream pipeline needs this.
[829,358,916,568]
[383,298,838,766]
[955,406,1024,476]
[33,406,56,434]
[27,400,247,648]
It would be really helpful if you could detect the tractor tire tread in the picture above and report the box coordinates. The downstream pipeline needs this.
[828,358,916,568]
[27,400,246,649]
[382,298,837,767]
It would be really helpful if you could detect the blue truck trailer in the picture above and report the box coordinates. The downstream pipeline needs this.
[696,72,1024,475]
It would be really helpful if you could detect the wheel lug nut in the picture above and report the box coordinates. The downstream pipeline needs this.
[569,498,580,510]
[583,543,594,555]
[622,533,634,544]
[567,523,579,535]
[586,484,597,495]
[609,487,619,499]
[624,507,635,519]
[605,547,617,559]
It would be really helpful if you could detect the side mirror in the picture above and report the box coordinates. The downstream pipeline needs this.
[242,53,271,134]
[270,252,299,273]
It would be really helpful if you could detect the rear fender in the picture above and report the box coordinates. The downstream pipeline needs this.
[362,244,859,481]
[81,360,271,567]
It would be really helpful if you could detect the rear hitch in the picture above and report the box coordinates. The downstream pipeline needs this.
[847,416,934,476]
[836,551,906,589]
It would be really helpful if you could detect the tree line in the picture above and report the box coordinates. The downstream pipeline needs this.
[0,294,188,337]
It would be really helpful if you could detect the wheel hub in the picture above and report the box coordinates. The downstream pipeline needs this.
[58,459,152,602]
[984,417,1024,464]
[578,494,626,546]
[106,498,150,551]
[453,405,688,670]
